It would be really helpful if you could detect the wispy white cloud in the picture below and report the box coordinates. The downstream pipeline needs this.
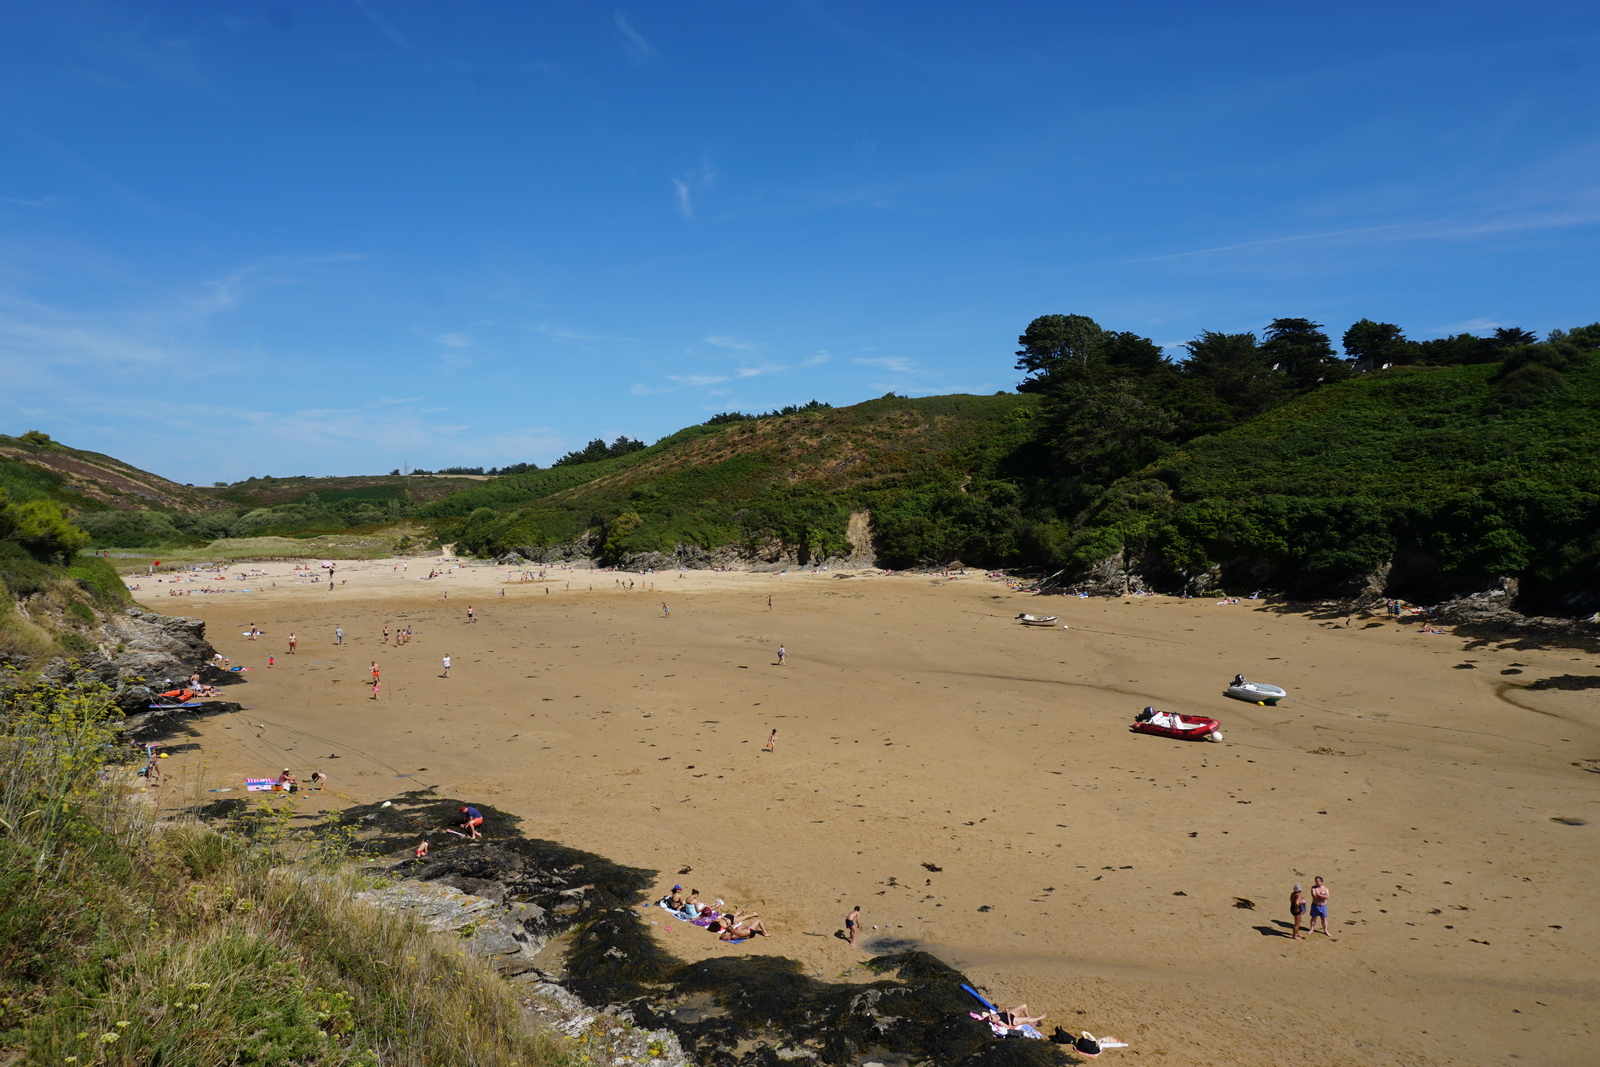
[370,396,425,406]
[0,312,174,367]
[1436,316,1502,335]
[614,11,658,63]
[354,0,410,49]
[855,355,916,373]
[636,348,832,396]
[0,196,54,208]
[671,158,717,220]
[435,331,471,348]
[705,335,759,352]
[533,322,633,343]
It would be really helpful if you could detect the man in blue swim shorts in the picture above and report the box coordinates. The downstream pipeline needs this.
[1309,876,1331,936]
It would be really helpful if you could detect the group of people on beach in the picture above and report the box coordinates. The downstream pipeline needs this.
[1288,877,1332,939]
[658,885,769,942]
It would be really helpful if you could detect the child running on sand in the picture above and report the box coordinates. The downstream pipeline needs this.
[764,729,776,753]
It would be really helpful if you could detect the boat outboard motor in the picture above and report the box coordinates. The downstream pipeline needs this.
[1232,673,1247,686]
[1135,707,1155,723]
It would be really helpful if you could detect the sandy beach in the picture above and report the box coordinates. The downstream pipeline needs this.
[129,558,1599,1067]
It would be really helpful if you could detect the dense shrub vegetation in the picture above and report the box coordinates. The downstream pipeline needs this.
[1042,325,1600,601]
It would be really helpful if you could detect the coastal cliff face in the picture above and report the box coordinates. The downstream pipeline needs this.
[37,606,223,712]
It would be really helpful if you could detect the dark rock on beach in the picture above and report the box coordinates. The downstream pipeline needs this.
[313,793,1068,1067]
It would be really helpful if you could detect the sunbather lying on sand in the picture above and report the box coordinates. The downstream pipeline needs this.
[983,1005,1046,1028]
[711,916,768,940]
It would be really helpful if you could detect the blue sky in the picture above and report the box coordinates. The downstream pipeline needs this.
[2,1,1598,483]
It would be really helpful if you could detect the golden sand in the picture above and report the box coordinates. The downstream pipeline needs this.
[132,558,1599,1066]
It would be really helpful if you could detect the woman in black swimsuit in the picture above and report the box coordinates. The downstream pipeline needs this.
[1290,883,1307,940]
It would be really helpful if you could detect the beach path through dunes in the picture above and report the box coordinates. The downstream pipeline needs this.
[136,559,1600,1066]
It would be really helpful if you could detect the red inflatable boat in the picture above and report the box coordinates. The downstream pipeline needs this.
[1131,706,1223,742]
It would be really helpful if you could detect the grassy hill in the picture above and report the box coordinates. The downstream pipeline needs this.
[420,393,1044,568]
[1052,354,1600,607]
[208,473,487,509]
[0,431,217,513]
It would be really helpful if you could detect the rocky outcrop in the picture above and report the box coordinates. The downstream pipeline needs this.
[356,878,692,1067]
[1043,550,1217,598]
[501,539,873,573]
[317,793,1066,1067]
[358,879,550,976]
[1429,586,1600,644]
[98,607,221,711]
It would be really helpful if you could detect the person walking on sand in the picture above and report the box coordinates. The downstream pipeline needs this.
[288,632,297,655]
[335,625,344,645]
[1309,876,1331,936]
[370,661,380,684]
[442,654,451,678]
[1290,883,1307,940]
[845,905,861,945]
[662,602,670,617]
[383,625,390,644]
[777,644,786,665]
[466,604,475,623]
[764,729,777,753]
[370,677,380,700]
[767,594,772,611]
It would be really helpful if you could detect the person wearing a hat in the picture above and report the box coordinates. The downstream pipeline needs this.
[460,805,484,838]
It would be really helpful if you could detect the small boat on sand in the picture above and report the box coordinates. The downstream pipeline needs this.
[1225,675,1286,705]
[1016,613,1061,627]
[1132,706,1223,742]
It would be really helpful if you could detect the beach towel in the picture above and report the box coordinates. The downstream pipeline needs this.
[245,778,276,792]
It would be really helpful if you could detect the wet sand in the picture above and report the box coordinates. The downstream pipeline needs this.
[133,559,1599,1066]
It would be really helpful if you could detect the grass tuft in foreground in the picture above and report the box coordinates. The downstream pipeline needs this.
[0,673,568,1067]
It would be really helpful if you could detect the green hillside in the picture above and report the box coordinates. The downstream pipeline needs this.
[1053,353,1600,606]
[421,393,1044,568]
[0,431,216,513]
